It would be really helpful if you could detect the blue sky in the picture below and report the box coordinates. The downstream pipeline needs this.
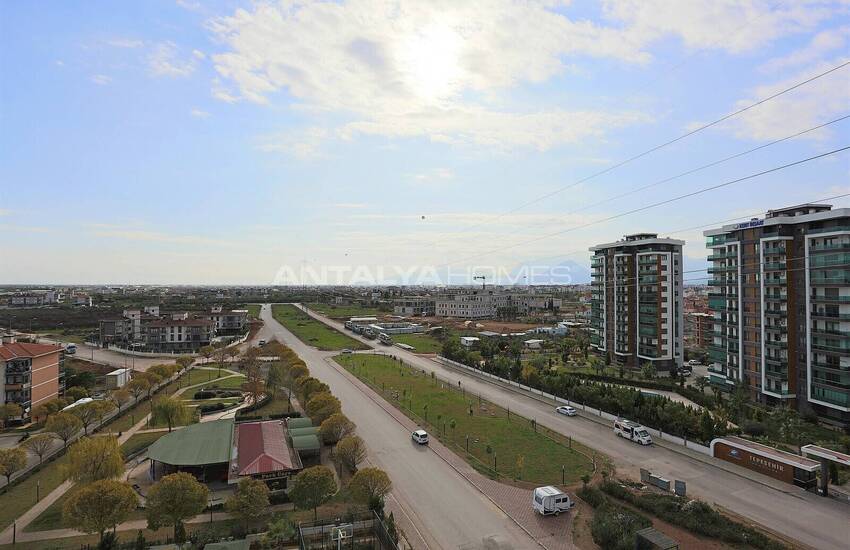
[1,1,849,285]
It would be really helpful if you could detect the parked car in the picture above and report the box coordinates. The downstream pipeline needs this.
[64,343,77,355]
[258,339,267,346]
[555,405,577,416]
[341,348,353,354]
[411,429,429,445]
[532,486,573,516]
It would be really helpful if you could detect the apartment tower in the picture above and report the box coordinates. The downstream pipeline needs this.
[704,203,850,429]
[590,233,685,374]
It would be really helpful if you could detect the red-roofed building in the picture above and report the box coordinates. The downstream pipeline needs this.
[230,420,302,490]
[1,335,63,421]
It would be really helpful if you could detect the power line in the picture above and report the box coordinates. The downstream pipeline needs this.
[437,146,850,268]
[521,191,850,267]
[431,59,850,243]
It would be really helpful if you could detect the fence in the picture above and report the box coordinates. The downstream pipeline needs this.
[298,511,400,550]
[434,356,712,456]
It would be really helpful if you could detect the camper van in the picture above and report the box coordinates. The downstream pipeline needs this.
[614,418,653,445]
[378,333,392,345]
[65,343,77,355]
[532,486,572,516]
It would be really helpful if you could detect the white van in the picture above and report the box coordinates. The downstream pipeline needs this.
[532,486,572,516]
[65,343,77,355]
[614,418,653,445]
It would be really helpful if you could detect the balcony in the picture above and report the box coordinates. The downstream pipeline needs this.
[809,254,850,268]
[708,265,736,273]
[811,327,850,338]
[811,338,850,353]
[764,324,787,333]
[811,311,850,321]
[764,277,787,286]
[810,242,850,252]
[811,295,850,304]
[764,340,788,349]
[807,226,850,235]
[707,235,730,247]
[764,294,788,302]
[810,274,850,286]
[763,262,787,271]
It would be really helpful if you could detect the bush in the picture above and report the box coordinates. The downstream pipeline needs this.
[576,485,606,508]
[743,421,767,437]
[598,481,786,550]
[198,403,227,414]
[194,391,216,400]
[590,502,651,550]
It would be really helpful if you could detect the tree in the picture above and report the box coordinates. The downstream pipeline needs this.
[263,517,296,548]
[0,447,27,485]
[110,388,132,412]
[335,435,367,472]
[699,409,716,443]
[306,392,341,425]
[290,466,336,521]
[296,376,328,403]
[150,396,190,432]
[319,413,355,444]
[640,362,656,380]
[175,356,194,371]
[199,345,215,365]
[67,436,124,483]
[22,433,54,464]
[241,369,266,406]
[69,401,103,435]
[0,403,23,427]
[127,377,150,401]
[65,386,89,402]
[348,467,392,508]
[141,372,163,398]
[266,362,284,397]
[286,364,310,388]
[695,376,708,393]
[45,412,83,448]
[146,472,209,542]
[92,400,117,428]
[148,364,175,381]
[214,345,230,374]
[225,478,270,532]
[62,480,138,541]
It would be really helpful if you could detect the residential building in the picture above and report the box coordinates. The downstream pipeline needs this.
[686,312,714,350]
[704,203,850,428]
[434,290,559,319]
[7,290,57,306]
[145,318,215,353]
[1,335,63,420]
[204,307,248,334]
[590,233,685,374]
[393,296,436,316]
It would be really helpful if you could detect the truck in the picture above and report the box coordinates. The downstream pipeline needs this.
[614,418,653,445]
[378,333,392,345]
[532,486,572,516]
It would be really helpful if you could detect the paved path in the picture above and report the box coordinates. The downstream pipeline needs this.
[260,304,534,550]
[299,303,850,550]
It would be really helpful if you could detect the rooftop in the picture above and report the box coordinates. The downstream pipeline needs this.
[0,341,63,361]
[148,419,234,466]
[235,420,301,476]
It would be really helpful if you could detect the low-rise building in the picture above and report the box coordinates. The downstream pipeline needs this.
[393,296,436,316]
[204,307,248,334]
[146,318,215,353]
[1,335,63,420]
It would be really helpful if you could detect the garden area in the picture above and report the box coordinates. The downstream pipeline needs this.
[392,333,443,353]
[272,304,368,351]
[335,353,596,485]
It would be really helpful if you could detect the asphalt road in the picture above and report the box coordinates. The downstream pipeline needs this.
[258,305,533,550]
[300,305,850,550]
[32,335,165,372]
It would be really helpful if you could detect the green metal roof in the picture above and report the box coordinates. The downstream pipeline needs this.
[204,540,250,550]
[147,419,234,466]
[290,434,321,452]
[287,417,313,429]
[289,426,319,437]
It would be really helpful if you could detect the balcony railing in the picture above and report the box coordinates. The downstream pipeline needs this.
[807,226,850,235]
[811,296,850,303]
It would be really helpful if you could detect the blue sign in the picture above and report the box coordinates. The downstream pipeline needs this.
[734,219,765,230]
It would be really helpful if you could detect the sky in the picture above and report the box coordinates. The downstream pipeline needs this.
[1,0,849,286]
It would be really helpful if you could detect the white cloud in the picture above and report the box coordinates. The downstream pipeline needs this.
[91,74,112,85]
[148,41,198,78]
[602,0,841,54]
[760,26,849,73]
[176,0,201,11]
[257,127,330,159]
[329,203,369,209]
[725,57,850,141]
[192,49,206,60]
[89,228,234,247]
[209,0,662,153]
[190,108,210,118]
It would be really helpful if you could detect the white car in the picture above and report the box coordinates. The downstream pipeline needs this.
[555,405,577,416]
[411,429,429,445]
[341,348,353,354]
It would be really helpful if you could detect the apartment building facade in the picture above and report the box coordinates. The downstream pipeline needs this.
[204,307,249,334]
[393,296,436,317]
[704,203,850,428]
[1,335,63,420]
[99,309,218,353]
[146,318,215,353]
[590,233,684,374]
[686,312,714,350]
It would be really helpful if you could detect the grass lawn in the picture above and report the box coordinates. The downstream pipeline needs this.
[0,453,71,532]
[335,354,596,485]
[201,374,246,390]
[184,367,231,386]
[272,304,367,351]
[305,302,383,319]
[103,400,152,433]
[119,431,168,458]
[392,333,443,354]
[24,482,146,533]
[250,390,294,417]
[244,304,261,318]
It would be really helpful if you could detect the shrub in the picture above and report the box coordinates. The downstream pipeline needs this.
[743,421,767,437]
[193,391,216,400]
[590,502,651,550]
[576,485,606,508]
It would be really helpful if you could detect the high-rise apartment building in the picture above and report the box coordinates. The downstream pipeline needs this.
[590,233,685,374]
[704,203,850,429]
